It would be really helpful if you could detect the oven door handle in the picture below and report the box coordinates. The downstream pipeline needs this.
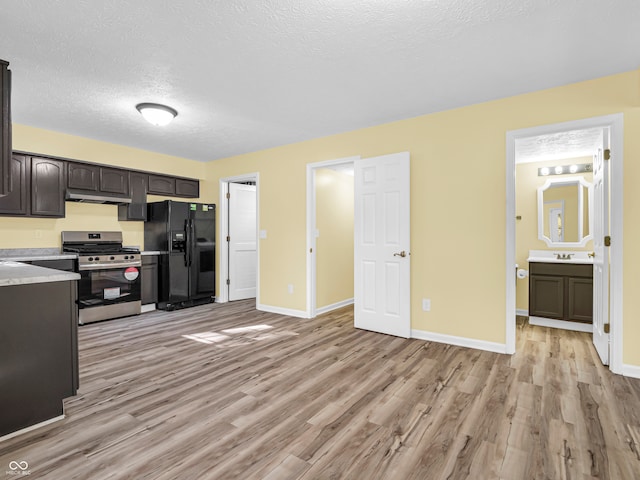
[78,261,142,271]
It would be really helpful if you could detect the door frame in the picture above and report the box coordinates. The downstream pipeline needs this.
[505,113,623,374]
[306,156,360,318]
[218,173,260,304]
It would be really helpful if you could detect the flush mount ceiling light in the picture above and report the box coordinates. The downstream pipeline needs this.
[135,103,178,126]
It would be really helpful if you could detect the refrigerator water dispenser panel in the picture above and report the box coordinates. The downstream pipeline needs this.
[171,231,186,252]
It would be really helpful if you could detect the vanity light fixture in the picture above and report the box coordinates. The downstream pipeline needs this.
[136,103,178,126]
[538,163,592,176]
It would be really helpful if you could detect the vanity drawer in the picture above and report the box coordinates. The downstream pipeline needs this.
[529,262,592,278]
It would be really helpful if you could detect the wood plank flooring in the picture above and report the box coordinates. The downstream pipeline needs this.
[1,302,640,479]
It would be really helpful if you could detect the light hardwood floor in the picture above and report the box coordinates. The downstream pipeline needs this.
[1,301,639,479]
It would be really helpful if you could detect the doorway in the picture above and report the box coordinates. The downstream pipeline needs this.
[306,156,359,318]
[219,173,259,304]
[506,114,623,374]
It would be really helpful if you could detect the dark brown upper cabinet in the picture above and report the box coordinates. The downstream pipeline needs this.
[0,155,66,217]
[0,59,12,197]
[147,174,175,195]
[68,163,129,197]
[68,162,99,191]
[31,157,65,217]
[100,167,129,196]
[118,171,147,221]
[148,174,199,198]
[0,153,28,215]
[175,178,199,198]
[2,150,200,218]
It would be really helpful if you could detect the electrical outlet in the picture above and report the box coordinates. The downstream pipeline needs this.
[422,299,431,311]
[288,284,294,294]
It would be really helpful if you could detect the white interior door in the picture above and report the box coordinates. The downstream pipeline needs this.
[548,207,564,242]
[592,132,610,365]
[228,183,257,301]
[354,152,411,338]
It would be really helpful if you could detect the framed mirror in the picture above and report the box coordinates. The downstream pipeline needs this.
[537,176,593,247]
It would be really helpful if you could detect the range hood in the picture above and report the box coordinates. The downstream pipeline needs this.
[65,190,132,204]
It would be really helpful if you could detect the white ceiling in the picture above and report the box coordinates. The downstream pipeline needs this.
[1,1,639,162]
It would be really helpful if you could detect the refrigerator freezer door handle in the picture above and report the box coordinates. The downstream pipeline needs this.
[184,219,190,267]
[189,219,195,267]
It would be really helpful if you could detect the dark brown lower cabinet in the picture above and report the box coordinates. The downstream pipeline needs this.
[141,255,158,305]
[529,262,593,323]
[0,279,78,437]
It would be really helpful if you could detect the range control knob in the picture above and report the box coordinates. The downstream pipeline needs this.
[88,257,93,261]
[110,256,115,260]
[95,257,100,261]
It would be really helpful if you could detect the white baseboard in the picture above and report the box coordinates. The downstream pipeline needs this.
[529,316,592,333]
[411,329,508,354]
[257,304,309,319]
[0,414,65,443]
[141,304,156,313]
[621,363,640,379]
[516,309,529,317]
[316,298,354,316]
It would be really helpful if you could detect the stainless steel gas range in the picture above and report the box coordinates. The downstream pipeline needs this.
[62,231,142,324]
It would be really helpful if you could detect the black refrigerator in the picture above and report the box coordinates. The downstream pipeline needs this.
[145,200,215,310]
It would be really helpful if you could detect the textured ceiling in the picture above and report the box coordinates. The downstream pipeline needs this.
[0,1,639,162]
[515,127,604,164]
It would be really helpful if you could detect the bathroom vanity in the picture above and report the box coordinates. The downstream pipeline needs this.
[527,251,593,332]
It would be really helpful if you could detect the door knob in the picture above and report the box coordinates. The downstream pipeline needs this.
[393,251,407,258]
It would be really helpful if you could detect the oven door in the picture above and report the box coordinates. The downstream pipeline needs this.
[77,266,141,324]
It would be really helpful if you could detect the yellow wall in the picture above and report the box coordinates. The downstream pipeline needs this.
[315,168,354,308]
[1,125,208,250]
[4,70,640,367]
[515,157,593,310]
[205,69,640,366]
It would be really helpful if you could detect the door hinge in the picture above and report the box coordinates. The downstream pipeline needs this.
[604,149,611,160]
[604,323,610,334]
[226,279,230,285]
[226,192,230,199]
[226,235,230,242]
[604,235,611,247]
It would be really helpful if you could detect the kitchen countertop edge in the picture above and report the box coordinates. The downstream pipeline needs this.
[0,261,80,287]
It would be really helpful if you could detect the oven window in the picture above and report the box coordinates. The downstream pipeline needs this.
[78,269,141,308]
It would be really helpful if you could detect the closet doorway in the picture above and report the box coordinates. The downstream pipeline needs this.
[219,173,259,304]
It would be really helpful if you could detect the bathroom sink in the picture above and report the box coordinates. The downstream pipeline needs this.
[527,249,593,264]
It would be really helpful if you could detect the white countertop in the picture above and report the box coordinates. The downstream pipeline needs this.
[0,261,80,287]
[141,250,166,255]
[0,253,77,261]
[527,250,593,265]
[0,248,77,262]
